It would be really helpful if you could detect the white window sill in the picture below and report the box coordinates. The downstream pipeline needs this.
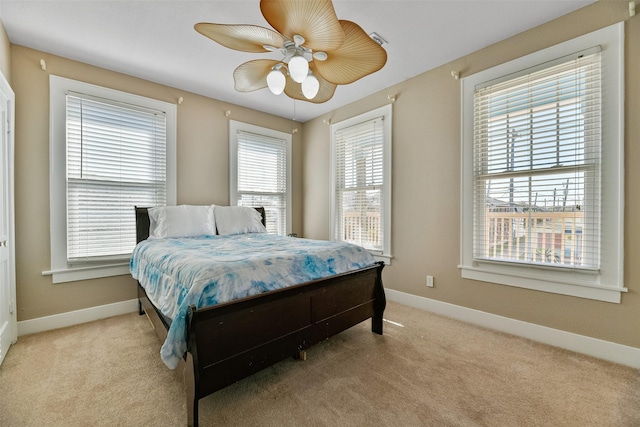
[459,264,626,303]
[372,253,392,266]
[43,262,131,284]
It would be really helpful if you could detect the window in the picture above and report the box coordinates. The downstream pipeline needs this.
[331,104,392,263]
[48,76,176,283]
[229,121,291,236]
[460,23,625,302]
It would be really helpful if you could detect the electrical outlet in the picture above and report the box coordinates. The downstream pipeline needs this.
[426,275,434,288]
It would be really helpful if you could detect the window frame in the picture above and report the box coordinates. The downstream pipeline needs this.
[229,120,292,236]
[330,104,392,264]
[47,76,177,283]
[459,23,625,303]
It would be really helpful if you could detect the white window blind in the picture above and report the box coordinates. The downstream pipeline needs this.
[66,93,167,261]
[236,130,287,235]
[334,116,385,252]
[472,49,601,270]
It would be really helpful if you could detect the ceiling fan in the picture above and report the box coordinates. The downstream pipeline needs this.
[195,0,387,103]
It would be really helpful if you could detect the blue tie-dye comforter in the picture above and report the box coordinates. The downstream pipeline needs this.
[130,233,376,369]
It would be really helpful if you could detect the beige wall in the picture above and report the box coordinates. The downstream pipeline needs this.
[303,1,640,349]
[11,45,302,321]
[0,19,10,81]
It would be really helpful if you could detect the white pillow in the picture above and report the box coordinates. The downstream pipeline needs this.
[148,205,215,239]
[215,206,267,236]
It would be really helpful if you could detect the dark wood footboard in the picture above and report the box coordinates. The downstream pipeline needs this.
[184,261,385,426]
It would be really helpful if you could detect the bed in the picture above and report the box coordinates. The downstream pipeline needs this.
[131,205,386,426]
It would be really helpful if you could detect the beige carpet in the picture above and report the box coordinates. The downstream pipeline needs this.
[1,301,638,427]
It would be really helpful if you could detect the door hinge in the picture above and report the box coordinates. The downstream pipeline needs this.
[9,299,15,315]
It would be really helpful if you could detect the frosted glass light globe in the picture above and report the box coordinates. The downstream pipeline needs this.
[266,69,286,95]
[301,74,320,99]
[288,56,309,83]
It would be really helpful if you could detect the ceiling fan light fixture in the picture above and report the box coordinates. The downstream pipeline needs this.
[197,0,387,103]
[301,73,320,99]
[267,68,286,95]
[288,55,309,83]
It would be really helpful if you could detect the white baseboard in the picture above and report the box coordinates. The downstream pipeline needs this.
[385,289,640,370]
[16,292,640,370]
[17,299,139,337]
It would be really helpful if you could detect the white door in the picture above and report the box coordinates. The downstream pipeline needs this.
[0,71,16,366]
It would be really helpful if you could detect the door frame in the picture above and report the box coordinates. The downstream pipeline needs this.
[0,69,16,366]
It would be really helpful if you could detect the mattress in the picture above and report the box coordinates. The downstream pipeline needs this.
[130,233,376,368]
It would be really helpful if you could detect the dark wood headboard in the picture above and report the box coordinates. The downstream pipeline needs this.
[135,206,266,244]
[135,207,152,244]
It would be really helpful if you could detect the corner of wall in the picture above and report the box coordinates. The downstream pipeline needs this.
[0,20,11,82]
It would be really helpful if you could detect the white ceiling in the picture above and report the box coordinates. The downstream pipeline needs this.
[0,0,594,123]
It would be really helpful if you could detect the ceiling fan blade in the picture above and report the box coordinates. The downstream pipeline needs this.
[284,65,337,103]
[195,23,284,53]
[314,20,387,85]
[233,59,280,92]
[260,0,344,52]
